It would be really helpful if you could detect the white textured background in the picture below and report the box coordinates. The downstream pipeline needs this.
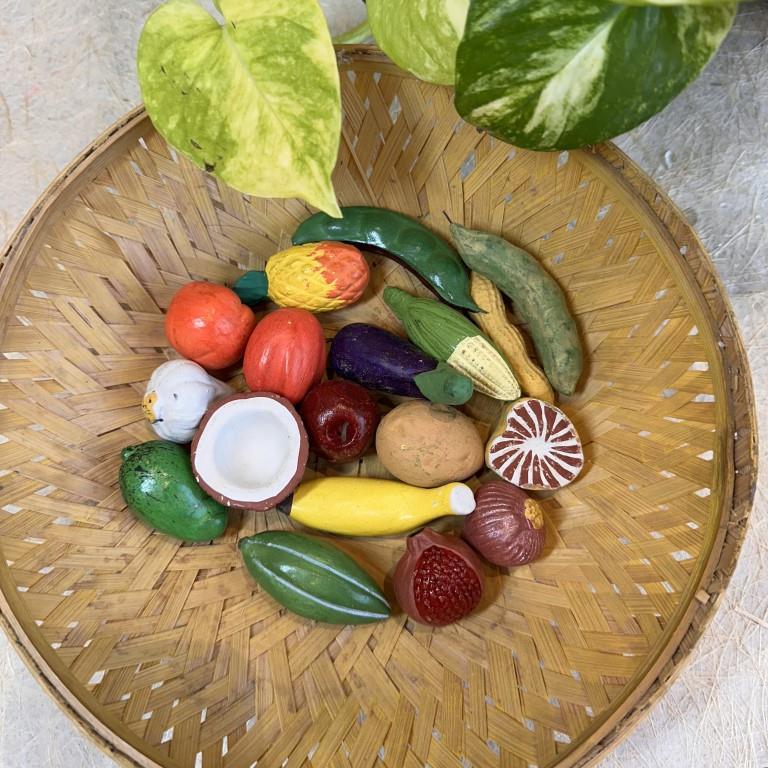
[0,2,766,767]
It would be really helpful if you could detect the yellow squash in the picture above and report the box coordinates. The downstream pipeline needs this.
[279,477,476,537]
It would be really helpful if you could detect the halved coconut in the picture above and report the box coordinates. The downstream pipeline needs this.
[191,392,308,511]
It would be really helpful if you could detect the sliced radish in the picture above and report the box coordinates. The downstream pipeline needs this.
[486,398,584,490]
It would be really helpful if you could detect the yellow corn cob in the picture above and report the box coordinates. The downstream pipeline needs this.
[470,273,555,402]
[447,335,521,400]
[383,286,521,401]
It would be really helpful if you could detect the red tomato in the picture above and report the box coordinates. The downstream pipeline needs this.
[165,282,256,370]
[243,308,327,404]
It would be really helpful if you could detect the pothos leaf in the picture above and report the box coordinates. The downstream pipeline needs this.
[138,0,341,216]
[368,0,469,85]
[455,0,736,151]
[617,0,737,4]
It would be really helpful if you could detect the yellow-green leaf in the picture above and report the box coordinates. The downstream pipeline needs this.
[138,0,341,216]
[368,0,469,85]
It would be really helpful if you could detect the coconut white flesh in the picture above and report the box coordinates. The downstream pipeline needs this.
[195,397,302,505]
[449,484,476,516]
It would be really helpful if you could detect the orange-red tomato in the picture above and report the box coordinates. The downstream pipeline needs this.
[243,308,327,403]
[165,282,256,370]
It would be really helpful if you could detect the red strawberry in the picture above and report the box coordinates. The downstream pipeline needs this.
[394,528,484,626]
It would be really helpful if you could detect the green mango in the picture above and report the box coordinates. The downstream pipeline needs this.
[119,440,228,541]
[239,532,390,625]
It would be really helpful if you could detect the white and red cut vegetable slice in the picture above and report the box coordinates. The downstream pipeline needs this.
[486,398,584,490]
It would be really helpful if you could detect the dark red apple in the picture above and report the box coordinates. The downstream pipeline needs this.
[300,380,380,464]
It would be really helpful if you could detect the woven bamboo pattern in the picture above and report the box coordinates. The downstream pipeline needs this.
[0,50,756,768]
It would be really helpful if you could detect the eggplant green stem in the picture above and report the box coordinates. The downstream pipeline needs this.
[333,19,372,45]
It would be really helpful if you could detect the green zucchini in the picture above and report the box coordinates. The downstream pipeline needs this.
[383,287,520,400]
[238,532,390,625]
[451,224,583,396]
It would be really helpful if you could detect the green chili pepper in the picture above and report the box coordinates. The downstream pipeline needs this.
[292,206,480,312]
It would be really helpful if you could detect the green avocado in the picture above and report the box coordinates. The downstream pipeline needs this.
[119,440,228,541]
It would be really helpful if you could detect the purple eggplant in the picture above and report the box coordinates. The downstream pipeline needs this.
[329,324,473,405]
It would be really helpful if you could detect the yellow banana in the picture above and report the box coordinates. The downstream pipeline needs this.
[278,477,475,537]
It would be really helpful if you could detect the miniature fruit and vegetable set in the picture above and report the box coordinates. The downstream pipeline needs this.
[124,207,585,627]
[132,0,737,630]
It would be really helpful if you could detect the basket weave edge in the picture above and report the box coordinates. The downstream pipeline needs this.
[570,143,758,767]
[0,105,171,768]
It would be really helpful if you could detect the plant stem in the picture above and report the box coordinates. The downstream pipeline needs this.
[333,19,372,45]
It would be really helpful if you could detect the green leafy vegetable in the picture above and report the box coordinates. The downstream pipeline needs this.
[368,0,469,85]
[455,0,736,151]
[138,0,341,216]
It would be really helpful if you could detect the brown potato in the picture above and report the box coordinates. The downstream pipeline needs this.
[375,401,484,488]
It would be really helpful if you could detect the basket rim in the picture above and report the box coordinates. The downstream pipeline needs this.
[0,54,758,768]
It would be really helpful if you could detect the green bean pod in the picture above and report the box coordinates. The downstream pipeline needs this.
[451,223,583,396]
[292,206,480,312]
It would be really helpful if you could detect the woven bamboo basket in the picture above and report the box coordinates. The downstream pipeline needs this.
[0,48,757,768]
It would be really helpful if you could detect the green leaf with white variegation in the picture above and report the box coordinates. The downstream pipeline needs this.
[368,0,469,85]
[137,0,341,216]
[617,0,738,5]
[455,0,736,152]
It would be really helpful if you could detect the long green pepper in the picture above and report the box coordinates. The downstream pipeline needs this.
[292,206,480,312]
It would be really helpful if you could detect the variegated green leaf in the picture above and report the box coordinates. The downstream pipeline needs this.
[368,0,469,85]
[138,0,341,216]
[618,0,738,5]
[455,0,736,151]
